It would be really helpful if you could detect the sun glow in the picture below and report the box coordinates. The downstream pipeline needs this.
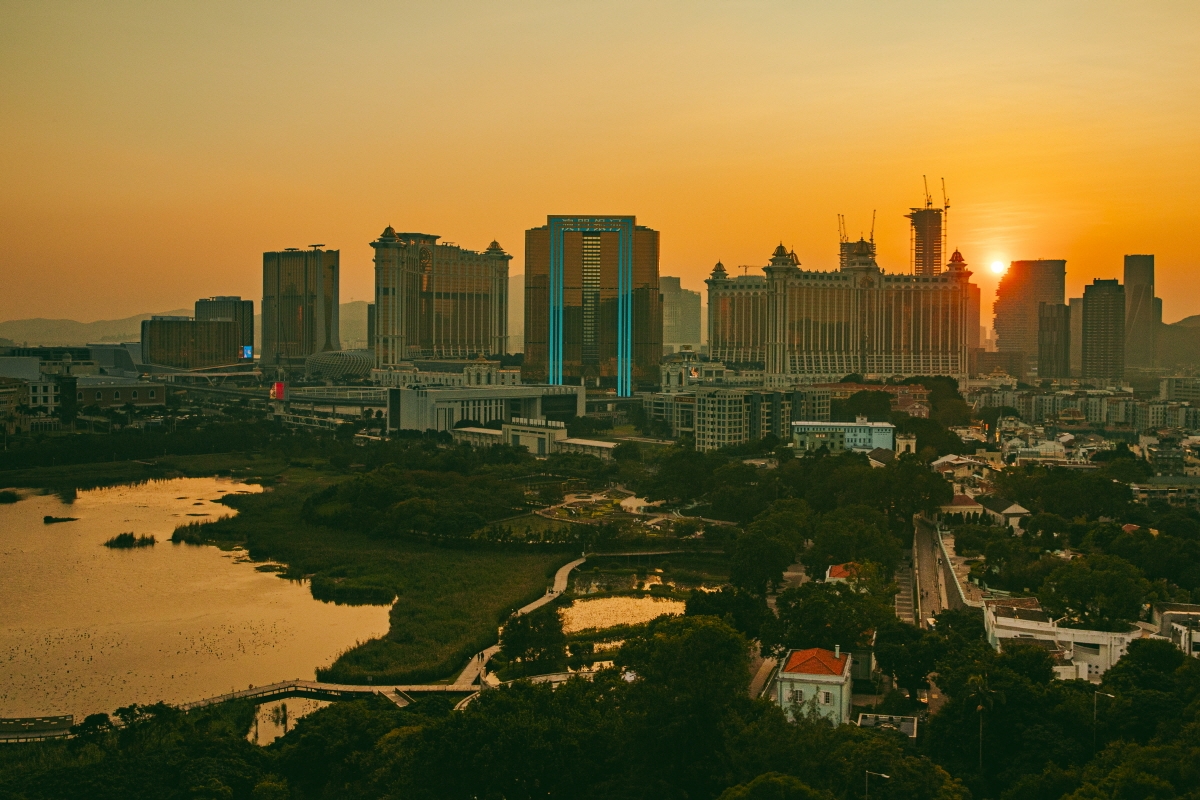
[990,261,1007,275]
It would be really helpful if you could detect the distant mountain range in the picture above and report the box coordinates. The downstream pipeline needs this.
[2,302,372,349]
[0,309,193,346]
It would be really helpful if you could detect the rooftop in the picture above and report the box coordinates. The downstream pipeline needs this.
[781,648,849,677]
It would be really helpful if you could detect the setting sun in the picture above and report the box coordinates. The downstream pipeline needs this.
[991,261,1007,275]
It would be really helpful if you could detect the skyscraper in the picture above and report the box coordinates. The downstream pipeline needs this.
[195,296,254,359]
[993,259,1066,375]
[262,246,340,367]
[1082,279,1125,384]
[1037,302,1070,380]
[1068,296,1084,377]
[141,316,241,369]
[661,276,702,353]
[523,216,661,395]
[1124,254,1160,369]
[370,227,510,370]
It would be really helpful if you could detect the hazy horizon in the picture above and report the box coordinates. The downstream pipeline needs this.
[3,2,1197,325]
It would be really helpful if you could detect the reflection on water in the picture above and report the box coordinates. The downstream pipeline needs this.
[0,478,392,720]
[249,698,330,746]
[559,596,685,634]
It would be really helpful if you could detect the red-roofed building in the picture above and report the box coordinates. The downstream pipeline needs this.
[824,562,860,583]
[774,646,853,724]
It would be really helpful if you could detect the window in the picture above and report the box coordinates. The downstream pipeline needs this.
[149,390,156,399]
[132,391,138,400]
[788,688,803,704]
[77,392,83,400]
[95,392,102,400]
[113,391,120,400]
[820,691,833,705]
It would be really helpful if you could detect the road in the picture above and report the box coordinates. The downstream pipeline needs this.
[913,518,947,627]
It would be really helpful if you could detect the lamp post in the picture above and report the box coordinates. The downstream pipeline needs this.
[1093,691,1114,755]
[865,770,889,799]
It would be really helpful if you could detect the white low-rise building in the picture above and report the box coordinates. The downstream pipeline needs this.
[792,416,895,453]
[984,598,1144,681]
[774,647,853,724]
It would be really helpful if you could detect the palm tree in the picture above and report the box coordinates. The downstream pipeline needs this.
[964,673,1003,773]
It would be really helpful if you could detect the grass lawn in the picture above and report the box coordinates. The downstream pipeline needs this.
[0,451,283,493]
[186,467,572,684]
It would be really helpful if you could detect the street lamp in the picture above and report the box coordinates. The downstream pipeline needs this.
[865,770,890,799]
[1094,691,1115,755]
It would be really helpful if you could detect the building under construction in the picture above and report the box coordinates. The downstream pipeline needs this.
[906,178,948,276]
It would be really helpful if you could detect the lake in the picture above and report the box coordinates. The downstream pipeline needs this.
[0,478,392,722]
[559,596,685,634]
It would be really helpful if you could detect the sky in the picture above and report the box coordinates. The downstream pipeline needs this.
[2,1,1198,326]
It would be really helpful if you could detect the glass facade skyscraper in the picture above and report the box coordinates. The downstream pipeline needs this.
[262,247,340,367]
[523,216,661,395]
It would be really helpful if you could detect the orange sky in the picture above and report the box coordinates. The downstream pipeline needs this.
[2,2,1198,326]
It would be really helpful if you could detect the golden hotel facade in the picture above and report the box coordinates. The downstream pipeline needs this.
[707,241,977,383]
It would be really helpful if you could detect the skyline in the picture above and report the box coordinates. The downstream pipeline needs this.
[2,2,1198,324]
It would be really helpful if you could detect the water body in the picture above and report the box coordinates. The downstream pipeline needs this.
[0,478,391,720]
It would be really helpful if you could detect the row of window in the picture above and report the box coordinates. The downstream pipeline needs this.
[74,389,157,401]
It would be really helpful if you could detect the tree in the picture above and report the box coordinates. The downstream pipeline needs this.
[730,530,794,595]
[685,586,771,638]
[1038,554,1153,631]
[761,581,890,657]
[832,390,893,422]
[613,441,642,462]
[719,773,833,800]
[801,505,900,579]
[499,605,566,671]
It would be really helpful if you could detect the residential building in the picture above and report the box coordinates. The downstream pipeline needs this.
[994,259,1066,375]
[824,563,859,583]
[386,384,585,432]
[1082,279,1126,384]
[370,227,510,370]
[194,296,254,359]
[977,496,1031,529]
[1037,303,1071,380]
[984,598,1142,681]
[1152,604,1200,659]
[140,317,242,370]
[707,240,977,383]
[661,276,702,353]
[774,647,853,724]
[523,216,661,395]
[814,382,930,418]
[1124,254,1160,369]
[0,377,29,434]
[1130,476,1200,508]
[1068,296,1084,378]
[792,417,895,453]
[262,246,340,368]
[1161,377,1200,403]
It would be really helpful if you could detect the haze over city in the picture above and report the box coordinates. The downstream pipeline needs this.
[2,1,1198,324]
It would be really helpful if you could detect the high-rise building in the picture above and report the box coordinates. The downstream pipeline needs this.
[366,303,376,350]
[661,276,702,353]
[993,259,1066,375]
[707,238,976,382]
[906,204,943,276]
[371,228,510,371]
[523,216,661,395]
[1068,296,1084,378]
[1037,303,1071,380]
[508,273,525,354]
[1082,279,1125,384]
[1124,254,1160,369]
[141,316,242,369]
[195,296,254,359]
[262,246,340,367]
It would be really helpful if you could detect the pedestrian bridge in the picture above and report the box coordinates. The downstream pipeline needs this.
[179,680,471,711]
